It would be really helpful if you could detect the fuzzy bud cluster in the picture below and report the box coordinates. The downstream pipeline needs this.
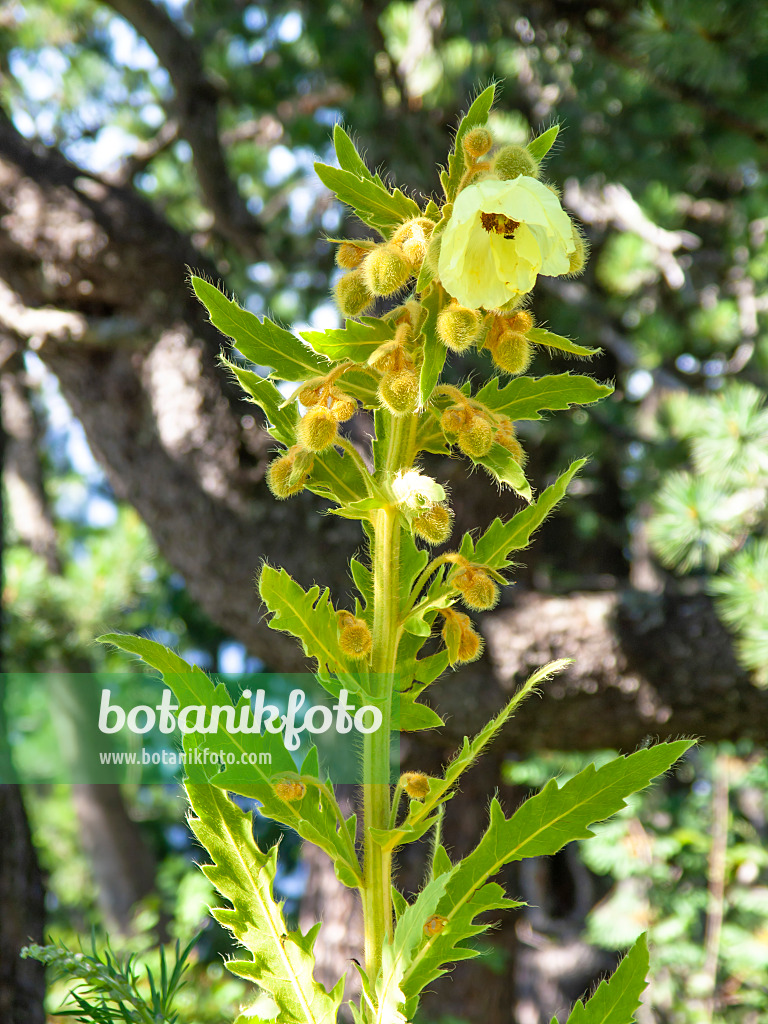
[441,608,483,664]
[452,564,499,611]
[337,611,373,660]
[412,504,453,545]
[437,304,481,353]
[493,144,540,181]
[495,418,526,466]
[391,217,435,269]
[334,268,373,317]
[274,780,306,802]
[462,126,493,160]
[297,406,339,452]
[485,310,536,376]
[439,403,494,458]
[378,368,419,416]
[266,448,312,500]
[335,242,368,269]
[400,771,430,800]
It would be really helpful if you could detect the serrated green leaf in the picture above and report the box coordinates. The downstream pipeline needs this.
[566,933,649,1024]
[186,784,344,1024]
[397,694,444,732]
[314,163,421,236]
[400,744,691,1013]
[472,442,532,500]
[417,288,445,408]
[192,276,328,381]
[350,557,374,612]
[463,459,586,569]
[97,634,363,884]
[259,566,341,673]
[527,124,560,162]
[475,374,613,422]
[376,874,449,1024]
[301,317,394,363]
[383,661,569,855]
[221,357,298,445]
[528,326,600,358]
[333,124,384,186]
[444,84,496,200]
[308,448,371,505]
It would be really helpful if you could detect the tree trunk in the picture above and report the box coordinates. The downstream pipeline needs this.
[0,787,46,1024]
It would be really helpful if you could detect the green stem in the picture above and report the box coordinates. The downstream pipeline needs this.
[362,412,417,986]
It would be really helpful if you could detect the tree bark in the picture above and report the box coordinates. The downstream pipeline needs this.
[0,787,46,1024]
[1,116,763,755]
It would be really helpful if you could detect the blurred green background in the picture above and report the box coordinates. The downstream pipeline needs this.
[1,2,767,1022]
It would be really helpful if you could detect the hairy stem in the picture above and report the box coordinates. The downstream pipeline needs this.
[362,411,417,984]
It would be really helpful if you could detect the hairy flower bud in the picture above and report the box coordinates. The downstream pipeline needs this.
[402,235,427,266]
[441,609,483,665]
[457,416,494,458]
[437,305,481,352]
[506,309,535,334]
[336,242,368,269]
[490,331,533,375]
[493,144,539,181]
[329,388,357,422]
[412,504,453,545]
[338,617,373,659]
[275,780,306,801]
[378,369,419,415]
[298,383,324,407]
[462,126,493,159]
[496,423,526,466]
[440,405,470,438]
[400,771,430,800]
[266,450,310,499]
[453,566,500,611]
[297,406,338,452]
[363,244,411,296]
[423,914,448,937]
[334,268,373,317]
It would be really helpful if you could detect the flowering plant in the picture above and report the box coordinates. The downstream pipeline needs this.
[100,85,690,1024]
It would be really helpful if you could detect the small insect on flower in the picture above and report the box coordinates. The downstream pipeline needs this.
[437,177,575,309]
[423,914,448,937]
[275,780,306,802]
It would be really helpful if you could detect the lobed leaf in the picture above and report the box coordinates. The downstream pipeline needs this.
[333,124,384,186]
[475,373,613,422]
[399,743,691,1014]
[443,84,496,200]
[186,784,344,1023]
[528,326,601,359]
[527,124,560,162]
[301,317,394,364]
[314,163,421,237]
[221,357,298,445]
[258,566,342,674]
[98,635,362,885]
[462,459,586,569]
[471,441,532,500]
[565,933,649,1024]
[192,276,328,381]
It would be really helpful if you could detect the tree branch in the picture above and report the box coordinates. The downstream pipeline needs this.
[99,0,264,257]
[1,112,764,753]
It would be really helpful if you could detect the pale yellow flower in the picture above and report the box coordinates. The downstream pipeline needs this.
[437,177,575,309]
